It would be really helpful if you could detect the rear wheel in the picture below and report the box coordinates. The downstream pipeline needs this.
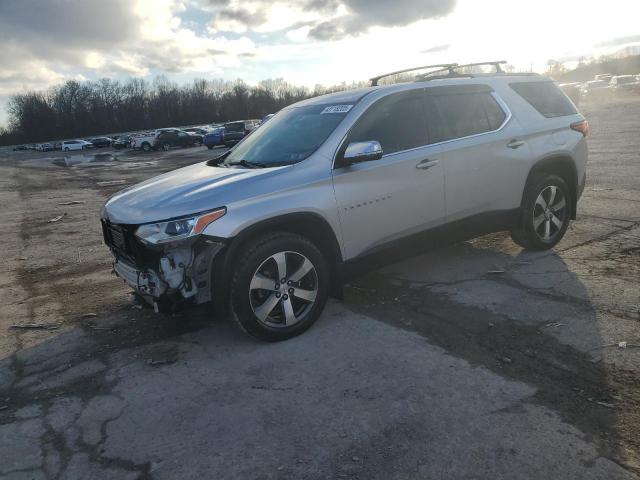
[230,233,329,341]
[142,142,151,152]
[194,140,202,147]
[162,143,170,152]
[511,174,571,250]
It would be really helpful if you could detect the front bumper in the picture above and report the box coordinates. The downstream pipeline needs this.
[113,257,167,298]
[110,239,224,305]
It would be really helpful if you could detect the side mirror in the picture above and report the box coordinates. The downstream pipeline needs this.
[341,141,383,166]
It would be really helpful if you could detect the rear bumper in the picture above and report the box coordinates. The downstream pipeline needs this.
[577,172,586,200]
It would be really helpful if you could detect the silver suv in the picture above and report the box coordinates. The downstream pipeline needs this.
[102,62,588,341]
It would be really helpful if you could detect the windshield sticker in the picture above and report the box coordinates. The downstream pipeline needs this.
[320,104,353,114]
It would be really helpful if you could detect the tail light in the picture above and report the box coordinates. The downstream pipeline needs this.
[570,120,590,137]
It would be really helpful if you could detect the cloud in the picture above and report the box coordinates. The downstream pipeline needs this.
[0,0,256,107]
[422,44,451,54]
[207,0,457,41]
[595,35,640,48]
[308,0,457,40]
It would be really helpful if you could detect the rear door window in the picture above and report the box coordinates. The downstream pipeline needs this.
[427,91,505,143]
[349,91,428,155]
[510,81,577,118]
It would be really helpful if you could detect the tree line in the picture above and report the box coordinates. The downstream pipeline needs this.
[0,76,366,146]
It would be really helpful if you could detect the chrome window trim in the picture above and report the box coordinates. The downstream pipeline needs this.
[331,89,512,168]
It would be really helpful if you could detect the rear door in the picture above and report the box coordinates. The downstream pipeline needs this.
[424,85,531,221]
[332,90,445,259]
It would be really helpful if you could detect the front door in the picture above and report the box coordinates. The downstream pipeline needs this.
[332,90,445,260]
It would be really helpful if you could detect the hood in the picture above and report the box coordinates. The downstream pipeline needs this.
[103,161,285,224]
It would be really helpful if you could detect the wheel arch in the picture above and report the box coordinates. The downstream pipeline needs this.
[523,154,578,221]
[210,212,344,316]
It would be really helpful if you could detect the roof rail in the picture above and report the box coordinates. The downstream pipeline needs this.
[370,64,458,86]
[416,60,509,81]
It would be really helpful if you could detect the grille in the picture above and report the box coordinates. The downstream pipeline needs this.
[102,221,139,264]
[102,220,162,268]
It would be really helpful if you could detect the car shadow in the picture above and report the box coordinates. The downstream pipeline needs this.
[343,236,637,472]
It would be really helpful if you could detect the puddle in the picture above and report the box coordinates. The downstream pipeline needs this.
[52,152,117,167]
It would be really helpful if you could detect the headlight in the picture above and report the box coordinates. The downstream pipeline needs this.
[135,208,226,245]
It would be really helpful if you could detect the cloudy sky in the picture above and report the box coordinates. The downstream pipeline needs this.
[1,0,639,125]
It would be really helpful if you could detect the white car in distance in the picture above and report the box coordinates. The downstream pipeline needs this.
[61,140,93,151]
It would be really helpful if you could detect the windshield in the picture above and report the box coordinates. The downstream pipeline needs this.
[223,103,352,167]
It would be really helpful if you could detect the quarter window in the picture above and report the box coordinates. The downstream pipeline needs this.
[510,81,577,118]
[349,92,428,155]
[428,92,506,143]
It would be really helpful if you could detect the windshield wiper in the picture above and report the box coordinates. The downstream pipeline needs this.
[226,159,267,169]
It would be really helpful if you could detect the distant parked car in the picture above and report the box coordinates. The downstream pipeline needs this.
[112,135,132,149]
[222,120,259,147]
[88,137,113,148]
[62,140,93,151]
[12,145,28,151]
[35,143,54,152]
[153,130,202,151]
[131,128,181,151]
[183,127,209,136]
[559,83,581,105]
[594,73,613,83]
[581,80,611,101]
[203,127,225,149]
[609,75,640,95]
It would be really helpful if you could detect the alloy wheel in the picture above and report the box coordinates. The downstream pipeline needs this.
[533,185,566,241]
[249,251,318,328]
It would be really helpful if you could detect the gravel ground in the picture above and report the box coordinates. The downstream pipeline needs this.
[0,98,638,479]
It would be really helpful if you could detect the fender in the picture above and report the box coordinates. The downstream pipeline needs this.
[208,212,344,316]
[521,154,578,222]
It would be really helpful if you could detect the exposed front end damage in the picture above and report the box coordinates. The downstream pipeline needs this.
[102,219,224,309]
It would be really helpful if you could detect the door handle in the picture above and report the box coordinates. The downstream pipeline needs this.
[416,159,439,170]
[507,139,525,149]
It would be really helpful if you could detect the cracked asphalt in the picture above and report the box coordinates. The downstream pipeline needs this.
[1,98,639,479]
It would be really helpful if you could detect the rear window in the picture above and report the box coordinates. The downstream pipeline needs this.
[428,92,506,143]
[510,81,577,118]
[224,122,244,132]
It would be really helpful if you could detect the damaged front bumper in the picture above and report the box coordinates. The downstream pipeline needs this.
[110,239,224,307]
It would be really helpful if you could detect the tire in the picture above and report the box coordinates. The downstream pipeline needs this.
[194,140,202,147]
[162,143,170,152]
[142,143,151,152]
[230,232,329,341]
[207,146,213,150]
[510,174,572,250]
[63,148,69,151]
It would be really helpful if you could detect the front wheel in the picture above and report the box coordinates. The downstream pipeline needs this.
[510,174,572,250]
[142,143,151,152]
[230,233,329,341]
